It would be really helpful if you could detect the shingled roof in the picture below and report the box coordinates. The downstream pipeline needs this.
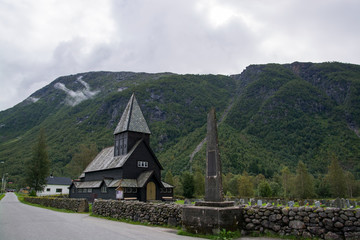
[82,139,142,173]
[114,93,151,135]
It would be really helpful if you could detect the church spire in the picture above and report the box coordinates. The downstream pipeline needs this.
[114,93,151,135]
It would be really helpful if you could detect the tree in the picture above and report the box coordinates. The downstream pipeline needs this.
[344,171,356,198]
[326,156,346,197]
[257,180,272,197]
[238,171,254,197]
[164,170,174,186]
[228,174,240,196]
[280,166,292,197]
[181,171,194,198]
[173,175,183,196]
[66,143,98,178]
[293,161,315,198]
[25,129,50,193]
[193,169,205,197]
[269,181,281,197]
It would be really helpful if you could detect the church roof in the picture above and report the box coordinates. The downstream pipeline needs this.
[81,139,142,173]
[114,93,151,135]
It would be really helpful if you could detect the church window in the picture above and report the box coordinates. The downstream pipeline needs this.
[101,186,107,193]
[137,161,148,168]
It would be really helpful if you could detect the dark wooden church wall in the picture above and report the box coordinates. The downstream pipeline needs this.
[122,142,161,179]
[84,168,123,181]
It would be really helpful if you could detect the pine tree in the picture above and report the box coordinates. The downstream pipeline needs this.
[25,129,50,193]
[293,161,315,198]
[326,156,346,197]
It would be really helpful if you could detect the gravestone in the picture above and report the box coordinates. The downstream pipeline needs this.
[346,199,350,208]
[341,198,346,208]
[250,199,256,206]
[315,201,321,208]
[257,199,262,206]
[288,201,295,207]
[334,198,341,208]
[182,108,240,235]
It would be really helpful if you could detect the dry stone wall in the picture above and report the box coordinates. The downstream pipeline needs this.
[243,205,360,240]
[24,197,89,212]
[92,200,182,226]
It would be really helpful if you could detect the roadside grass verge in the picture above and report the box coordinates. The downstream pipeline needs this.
[0,193,4,201]
[15,193,83,214]
[89,212,179,229]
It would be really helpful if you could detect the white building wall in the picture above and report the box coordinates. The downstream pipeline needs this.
[37,184,70,196]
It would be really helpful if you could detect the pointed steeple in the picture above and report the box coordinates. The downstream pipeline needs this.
[114,93,151,135]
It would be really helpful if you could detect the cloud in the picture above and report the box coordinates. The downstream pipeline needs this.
[54,76,100,106]
[0,0,360,111]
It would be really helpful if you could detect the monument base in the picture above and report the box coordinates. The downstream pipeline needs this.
[182,205,242,235]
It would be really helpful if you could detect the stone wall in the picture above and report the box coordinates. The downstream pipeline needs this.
[24,197,89,212]
[243,205,360,239]
[92,200,182,226]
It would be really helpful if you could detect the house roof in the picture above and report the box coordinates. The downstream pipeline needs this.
[74,180,102,188]
[46,176,72,186]
[114,93,151,135]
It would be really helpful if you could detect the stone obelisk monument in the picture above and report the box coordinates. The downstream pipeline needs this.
[182,108,241,234]
[205,107,223,202]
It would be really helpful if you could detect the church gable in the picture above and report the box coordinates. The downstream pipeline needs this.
[122,140,163,179]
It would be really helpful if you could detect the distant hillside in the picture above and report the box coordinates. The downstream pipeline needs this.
[1,62,359,186]
[159,62,360,178]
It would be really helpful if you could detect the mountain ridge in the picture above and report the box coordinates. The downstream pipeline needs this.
[1,62,359,187]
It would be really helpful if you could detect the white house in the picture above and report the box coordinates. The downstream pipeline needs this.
[37,175,72,196]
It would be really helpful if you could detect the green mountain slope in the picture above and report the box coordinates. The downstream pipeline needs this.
[1,62,360,187]
[0,72,235,184]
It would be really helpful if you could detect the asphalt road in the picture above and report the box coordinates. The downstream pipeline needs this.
[0,192,199,240]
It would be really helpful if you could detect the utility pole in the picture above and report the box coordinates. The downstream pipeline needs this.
[1,161,5,193]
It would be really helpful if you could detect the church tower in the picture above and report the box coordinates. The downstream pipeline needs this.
[113,93,151,156]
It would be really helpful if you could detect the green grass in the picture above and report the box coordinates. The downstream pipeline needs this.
[90,213,180,229]
[175,199,195,204]
[178,229,242,240]
[0,193,5,201]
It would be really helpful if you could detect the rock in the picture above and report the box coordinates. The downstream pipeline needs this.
[334,222,344,228]
[324,231,341,240]
[289,220,305,229]
[302,231,312,238]
[246,223,255,230]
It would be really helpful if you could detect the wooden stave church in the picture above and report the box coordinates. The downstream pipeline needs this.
[69,93,173,202]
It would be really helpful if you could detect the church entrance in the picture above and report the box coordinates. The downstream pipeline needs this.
[146,182,156,201]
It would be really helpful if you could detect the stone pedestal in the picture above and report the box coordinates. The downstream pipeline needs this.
[182,205,242,235]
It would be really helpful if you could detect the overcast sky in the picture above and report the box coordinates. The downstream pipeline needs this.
[1,0,359,111]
